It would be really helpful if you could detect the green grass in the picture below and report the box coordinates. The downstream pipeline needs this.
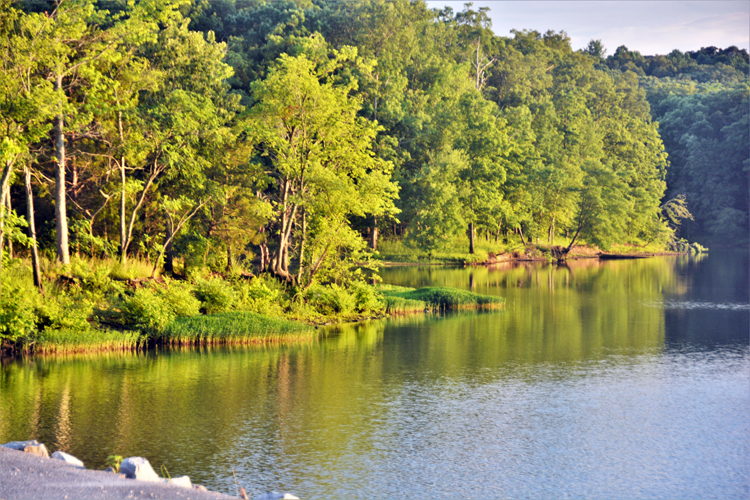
[34,328,144,354]
[158,311,315,345]
[378,284,504,312]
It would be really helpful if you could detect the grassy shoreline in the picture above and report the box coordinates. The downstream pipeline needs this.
[0,257,505,356]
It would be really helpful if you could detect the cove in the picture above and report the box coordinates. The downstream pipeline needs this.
[1,251,748,499]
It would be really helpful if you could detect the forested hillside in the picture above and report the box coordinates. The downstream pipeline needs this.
[1,0,747,290]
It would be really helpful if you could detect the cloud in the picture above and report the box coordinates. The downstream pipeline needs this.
[425,0,750,55]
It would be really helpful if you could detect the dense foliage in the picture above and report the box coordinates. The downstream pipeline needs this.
[0,0,747,321]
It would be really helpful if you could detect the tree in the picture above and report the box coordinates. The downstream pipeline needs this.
[247,48,398,284]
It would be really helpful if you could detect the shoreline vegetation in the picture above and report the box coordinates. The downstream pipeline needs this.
[0,251,508,357]
[1,237,705,357]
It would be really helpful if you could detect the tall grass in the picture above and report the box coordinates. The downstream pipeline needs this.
[378,284,504,312]
[158,311,315,345]
[33,328,144,354]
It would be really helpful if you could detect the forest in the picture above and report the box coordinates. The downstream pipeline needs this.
[0,0,747,350]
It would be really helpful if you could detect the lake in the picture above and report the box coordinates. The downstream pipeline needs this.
[1,252,748,499]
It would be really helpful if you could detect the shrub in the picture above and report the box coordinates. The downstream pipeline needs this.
[118,287,176,332]
[305,283,356,316]
[193,277,236,314]
[233,276,284,316]
[0,283,38,342]
[159,279,201,318]
[351,282,383,314]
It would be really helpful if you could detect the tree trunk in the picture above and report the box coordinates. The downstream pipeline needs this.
[5,189,13,259]
[370,216,378,250]
[164,215,174,274]
[260,241,269,273]
[54,74,70,265]
[548,216,555,244]
[468,222,475,254]
[518,225,528,246]
[226,245,233,273]
[24,167,43,292]
[0,159,13,280]
[296,209,307,283]
[119,155,127,263]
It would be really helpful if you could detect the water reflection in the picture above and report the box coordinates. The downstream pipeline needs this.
[1,252,748,499]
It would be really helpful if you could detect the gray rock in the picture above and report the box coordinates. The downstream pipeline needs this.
[254,492,300,500]
[166,475,192,488]
[51,450,85,468]
[2,440,41,450]
[105,466,116,473]
[119,456,161,482]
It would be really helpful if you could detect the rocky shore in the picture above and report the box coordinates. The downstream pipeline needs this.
[0,441,298,500]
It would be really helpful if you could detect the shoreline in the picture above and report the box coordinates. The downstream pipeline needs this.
[0,447,234,500]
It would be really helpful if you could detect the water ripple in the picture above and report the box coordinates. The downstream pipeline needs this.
[641,299,750,311]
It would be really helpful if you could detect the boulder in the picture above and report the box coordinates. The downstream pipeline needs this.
[193,484,209,492]
[51,451,85,468]
[2,440,41,451]
[166,475,192,488]
[254,492,300,500]
[119,457,161,482]
[23,443,50,458]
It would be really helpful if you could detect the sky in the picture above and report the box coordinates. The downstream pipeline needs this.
[425,1,750,56]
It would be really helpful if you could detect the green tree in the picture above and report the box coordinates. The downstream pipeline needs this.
[247,49,398,284]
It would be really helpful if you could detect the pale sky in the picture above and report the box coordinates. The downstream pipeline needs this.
[425,1,750,56]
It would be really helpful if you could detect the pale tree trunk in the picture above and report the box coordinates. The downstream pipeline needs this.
[0,159,14,280]
[117,109,127,262]
[5,189,13,259]
[272,178,298,283]
[24,167,43,292]
[370,216,378,251]
[296,209,307,283]
[468,222,475,254]
[54,74,70,265]
[548,216,555,244]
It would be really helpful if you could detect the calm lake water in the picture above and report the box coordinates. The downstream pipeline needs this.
[1,252,748,499]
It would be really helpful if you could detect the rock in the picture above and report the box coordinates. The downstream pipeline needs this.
[166,475,192,488]
[105,466,116,473]
[254,492,300,500]
[119,457,162,482]
[51,451,84,468]
[23,444,50,458]
[2,440,41,451]
[193,484,209,491]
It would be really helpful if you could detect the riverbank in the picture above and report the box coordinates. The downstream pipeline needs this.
[0,447,234,500]
[0,257,504,356]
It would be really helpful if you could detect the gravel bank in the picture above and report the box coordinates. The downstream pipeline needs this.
[0,447,235,500]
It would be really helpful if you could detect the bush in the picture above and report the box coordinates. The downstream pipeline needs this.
[193,277,236,314]
[351,282,383,314]
[305,284,356,316]
[233,276,284,316]
[160,279,201,318]
[118,287,176,332]
[0,283,38,342]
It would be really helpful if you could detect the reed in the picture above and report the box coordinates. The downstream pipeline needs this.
[33,328,144,355]
[159,311,315,345]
